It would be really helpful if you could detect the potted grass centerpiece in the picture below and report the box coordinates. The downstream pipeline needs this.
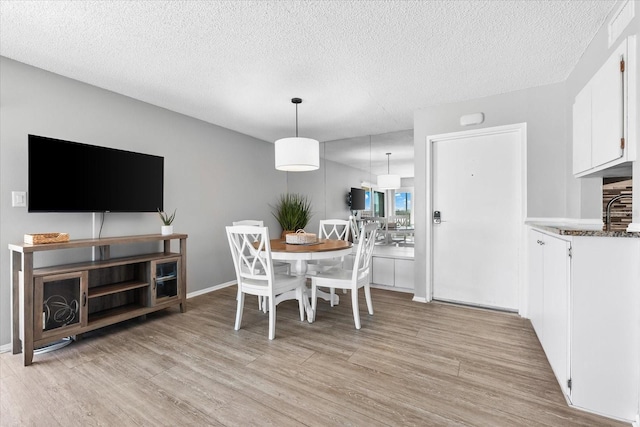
[158,208,176,235]
[271,193,312,239]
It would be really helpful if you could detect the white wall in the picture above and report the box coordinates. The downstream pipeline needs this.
[413,83,567,300]
[0,57,287,347]
[287,146,371,234]
[413,1,639,301]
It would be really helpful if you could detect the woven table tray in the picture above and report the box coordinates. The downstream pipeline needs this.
[286,229,317,244]
[24,233,70,244]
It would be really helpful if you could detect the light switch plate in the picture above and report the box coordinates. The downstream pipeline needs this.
[12,191,26,207]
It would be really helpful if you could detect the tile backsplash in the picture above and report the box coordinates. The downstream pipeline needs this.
[602,177,632,231]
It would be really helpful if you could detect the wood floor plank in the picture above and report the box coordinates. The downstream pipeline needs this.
[1,285,631,426]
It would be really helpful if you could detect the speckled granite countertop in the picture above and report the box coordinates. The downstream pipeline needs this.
[528,223,640,238]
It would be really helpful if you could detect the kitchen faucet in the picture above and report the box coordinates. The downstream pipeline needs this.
[605,194,633,231]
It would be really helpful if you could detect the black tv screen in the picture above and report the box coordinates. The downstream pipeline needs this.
[28,135,164,213]
[350,187,366,210]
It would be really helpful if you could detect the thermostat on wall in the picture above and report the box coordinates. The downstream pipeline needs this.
[460,112,484,126]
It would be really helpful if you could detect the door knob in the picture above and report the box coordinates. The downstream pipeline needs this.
[433,211,441,224]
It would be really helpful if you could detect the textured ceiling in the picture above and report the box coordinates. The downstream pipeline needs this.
[0,0,616,162]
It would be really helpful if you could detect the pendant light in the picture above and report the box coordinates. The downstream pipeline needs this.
[377,152,401,189]
[274,98,319,172]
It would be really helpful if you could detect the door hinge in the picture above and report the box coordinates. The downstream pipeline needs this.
[567,378,572,390]
[620,59,625,73]
[568,247,572,258]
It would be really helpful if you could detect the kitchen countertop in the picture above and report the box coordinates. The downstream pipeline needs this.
[528,222,640,238]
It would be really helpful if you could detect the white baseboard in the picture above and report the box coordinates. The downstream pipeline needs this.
[369,284,413,294]
[412,296,428,303]
[187,281,235,299]
[0,343,12,354]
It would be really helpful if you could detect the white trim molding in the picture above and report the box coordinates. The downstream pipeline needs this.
[187,281,235,299]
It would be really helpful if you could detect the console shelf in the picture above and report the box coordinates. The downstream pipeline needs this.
[9,233,188,366]
[88,280,149,298]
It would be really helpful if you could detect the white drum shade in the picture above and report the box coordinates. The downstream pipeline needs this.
[377,173,401,189]
[274,137,320,171]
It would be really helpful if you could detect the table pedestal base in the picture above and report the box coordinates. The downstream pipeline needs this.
[282,260,340,322]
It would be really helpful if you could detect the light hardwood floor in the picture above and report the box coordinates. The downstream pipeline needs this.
[1,286,630,426]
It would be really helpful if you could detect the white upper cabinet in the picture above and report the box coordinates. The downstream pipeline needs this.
[572,85,592,174]
[573,37,633,177]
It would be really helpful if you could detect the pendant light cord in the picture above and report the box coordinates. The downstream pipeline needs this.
[295,103,298,137]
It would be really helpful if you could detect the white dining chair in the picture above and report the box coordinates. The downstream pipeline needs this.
[306,219,352,304]
[308,222,377,329]
[307,219,351,271]
[349,215,360,243]
[388,214,410,245]
[232,220,291,312]
[226,225,306,340]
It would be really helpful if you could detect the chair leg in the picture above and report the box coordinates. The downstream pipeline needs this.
[235,292,245,331]
[257,295,262,311]
[268,296,276,340]
[297,287,304,321]
[364,284,374,315]
[311,282,318,322]
[330,287,335,307]
[351,288,361,330]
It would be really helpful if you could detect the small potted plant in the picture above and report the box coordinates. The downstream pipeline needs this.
[271,193,312,238]
[158,208,176,235]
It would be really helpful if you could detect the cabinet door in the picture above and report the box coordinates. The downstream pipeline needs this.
[572,84,592,175]
[591,38,626,168]
[571,238,640,420]
[394,258,414,289]
[150,258,181,306]
[527,230,544,339]
[542,235,571,398]
[372,257,394,286]
[34,271,88,341]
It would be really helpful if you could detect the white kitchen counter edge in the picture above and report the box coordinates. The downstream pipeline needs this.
[526,217,640,238]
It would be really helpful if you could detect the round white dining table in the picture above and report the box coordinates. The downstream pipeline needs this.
[268,238,353,321]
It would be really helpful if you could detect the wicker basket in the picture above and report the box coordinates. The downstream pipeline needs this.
[285,229,317,244]
[24,233,70,244]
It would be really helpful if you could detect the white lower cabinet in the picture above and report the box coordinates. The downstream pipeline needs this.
[570,237,640,421]
[528,229,571,397]
[528,228,640,422]
[394,258,415,289]
[371,256,414,290]
[372,257,394,286]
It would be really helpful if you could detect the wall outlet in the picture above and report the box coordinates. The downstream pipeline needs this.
[12,191,26,208]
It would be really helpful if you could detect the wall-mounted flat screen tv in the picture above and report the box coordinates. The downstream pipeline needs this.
[350,187,366,210]
[28,134,164,212]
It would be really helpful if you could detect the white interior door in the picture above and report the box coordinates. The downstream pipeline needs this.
[431,125,522,311]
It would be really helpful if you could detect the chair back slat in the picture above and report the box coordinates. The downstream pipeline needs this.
[388,215,410,228]
[318,219,350,241]
[226,225,273,283]
[349,215,360,241]
[352,223,377,283]
[232,220,264,227]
